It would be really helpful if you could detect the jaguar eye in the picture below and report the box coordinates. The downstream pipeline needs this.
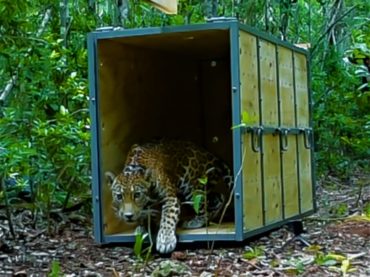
[133,192,141,199]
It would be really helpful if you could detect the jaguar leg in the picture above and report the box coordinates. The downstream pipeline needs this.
[156,196,180,254]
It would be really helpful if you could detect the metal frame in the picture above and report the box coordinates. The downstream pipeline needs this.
[307,52,317,213]
[229,22,244,241]
[88,32,104,244]
[88,20,316,245]
[292,51,303,214]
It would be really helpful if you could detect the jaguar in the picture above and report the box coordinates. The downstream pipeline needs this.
[105,139,233,253]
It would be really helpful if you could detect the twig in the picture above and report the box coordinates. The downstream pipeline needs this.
[210,147,247,252]
[111,268,120,277]
[144,212,153,264]
[241,258,263,270]
[310,5,356,58]
[0,75,18,103]
[305,215,349,221]
[0,8,52,103]
[0,177,16,239]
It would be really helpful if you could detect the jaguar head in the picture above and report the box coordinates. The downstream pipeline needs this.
[105,171,150,223]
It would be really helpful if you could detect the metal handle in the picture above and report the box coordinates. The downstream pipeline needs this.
[300,128,313,149]
[279,128,289,151]
[251,127,263,153]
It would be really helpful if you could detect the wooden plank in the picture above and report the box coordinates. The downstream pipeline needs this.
[294,52,313,212]
[260,40,278,126]
[201,60,233,166]
[294,53,309,127]
[177,222,235,234]
[298,135,313,212]
[259,40,282,224]
[278,47,295,127]
[278,46,299,218]
[145,0,178,14]
[283,136,299,217]
[263,134,282,224]
[239,31,263,231]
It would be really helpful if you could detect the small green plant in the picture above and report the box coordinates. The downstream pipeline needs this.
[231,111,258,130]
[284,257,308,275]
[192,175,208,214]
[363,201,370,217]
[48,260,61,277]
[134,230,149,260]
[133,215,153,262]
[243,246,265,260]
[330,203,349,217]
[315,252,346,266]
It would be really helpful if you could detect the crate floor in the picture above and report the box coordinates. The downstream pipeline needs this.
[107,222,235,236]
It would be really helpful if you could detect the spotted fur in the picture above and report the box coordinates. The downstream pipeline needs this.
[106,139,233,253]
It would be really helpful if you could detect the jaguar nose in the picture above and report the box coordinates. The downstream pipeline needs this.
[124,213,134,221]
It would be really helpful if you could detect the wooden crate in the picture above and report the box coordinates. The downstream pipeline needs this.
[88,21,315,244]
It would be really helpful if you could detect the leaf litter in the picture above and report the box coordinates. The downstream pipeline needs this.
[0,174,369,276]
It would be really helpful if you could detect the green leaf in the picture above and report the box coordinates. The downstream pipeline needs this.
[322,259,338,266]
[192,194,204,214]
[231,123,246,130]
[241,111,257,124]
[134,232,148,259]
[243,246,264,260]
[198,176,208,185]
[341,259,351,276]
[48,260,61,277]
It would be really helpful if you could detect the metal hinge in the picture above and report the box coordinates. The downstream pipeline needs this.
[95,26,124,32]
[206,17,238,23]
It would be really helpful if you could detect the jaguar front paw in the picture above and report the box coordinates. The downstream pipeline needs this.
[156,228,177,254]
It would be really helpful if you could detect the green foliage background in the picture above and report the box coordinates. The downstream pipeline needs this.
[0,0,369,219]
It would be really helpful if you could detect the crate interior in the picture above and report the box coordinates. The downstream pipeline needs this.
[96,29,235,236]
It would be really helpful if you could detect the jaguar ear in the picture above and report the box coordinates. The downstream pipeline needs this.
[105,171,116,187]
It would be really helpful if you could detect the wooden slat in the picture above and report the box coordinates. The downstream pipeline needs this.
[259,40,282,224]
[239,31,263,231]
[263,134,282,223]
[294,53,309,127]
[177,222,235,234]
[278,46,299,218]
[298,135,313,213]
[294,52,313,212]
[146,0,178,14]
[283,136,299,217]
[201,60,233,166]
[260,40,278,126]
[278,47,295,127]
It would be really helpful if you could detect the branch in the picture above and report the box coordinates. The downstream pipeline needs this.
[0,9,52,103]
[310,5,356,58]
[0,74,18,103]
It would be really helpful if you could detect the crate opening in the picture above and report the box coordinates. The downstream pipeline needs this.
[97,29,235,236]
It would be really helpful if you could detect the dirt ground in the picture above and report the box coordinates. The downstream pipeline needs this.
[0,175,369,276]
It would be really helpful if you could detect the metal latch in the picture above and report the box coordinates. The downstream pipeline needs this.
[251,126,263,153]
[300,128,313,149]
[279,128,289,151]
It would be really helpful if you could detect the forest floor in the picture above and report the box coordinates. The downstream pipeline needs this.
[0,173,369,277]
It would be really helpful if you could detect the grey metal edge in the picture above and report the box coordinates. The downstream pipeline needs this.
[229,21,244,241]
[90,21,234,40]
